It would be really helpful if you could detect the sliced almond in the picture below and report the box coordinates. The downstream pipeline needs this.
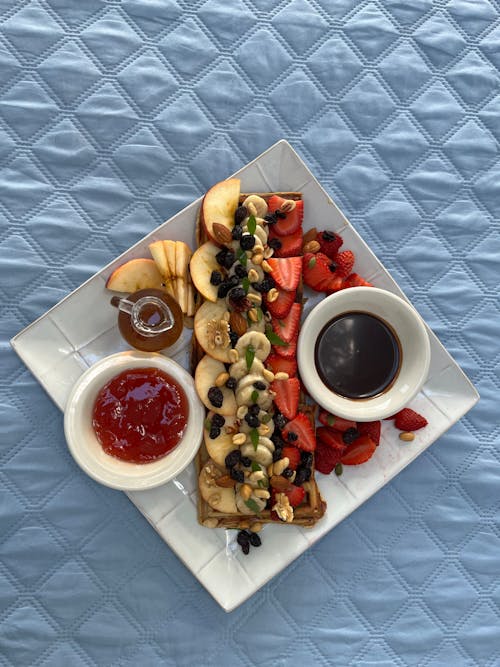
[216,475,236,488]
[230,311,248,337]
[270,475,290,491]
[212,222,233,246]
[302,227,318,244]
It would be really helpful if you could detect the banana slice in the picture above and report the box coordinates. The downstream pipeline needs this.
[241,443,273,467]
[235,331,271,362]
[229,357,265,381]
[257,436,275,453]
[240,411,275,436]
[242,195,268,218]
[236,491,267,515]
[190,241,221,303]
[195,355,236,416]
[236,373,268,393]
[249,224,268,247]
[194,300,232,363]
[236,384,273,409]
[204,413,238,467]
[199,460,238,513]
[247,318,266,334]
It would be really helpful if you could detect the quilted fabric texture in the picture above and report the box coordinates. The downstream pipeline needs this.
[1,0,499,665]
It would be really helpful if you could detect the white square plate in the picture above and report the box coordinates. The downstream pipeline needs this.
[11,141,479,612]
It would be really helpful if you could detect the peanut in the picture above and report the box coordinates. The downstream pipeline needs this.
[215,372,229,387]
[399,431,415,442]
[240,484,252,501]
[267,288,279,302]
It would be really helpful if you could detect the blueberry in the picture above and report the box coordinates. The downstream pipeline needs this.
[282,467,294,479]
[231,225,243,241]
[235,205,247,225]
[210,270,223,286]
[240,456,252,467]
[225,449,241,468]
[301,451,313,467]
[249,403,260,416]
[274,413,288,431]
[245,414,260,429]
[235,264,247,278]
[207,386,223,408]
[216,249,235,270]
[275,209,286,219]
[209,426,221,439]
[268,238,282,250]
[240,234,256,251]
[226,377,237,390]
[343,427,360,444]
[212,414,225,428]
[253,381,266,391]
[241,542,250,555]
[237,530,250,547]
[294,467,308,486]
[217,282,231,298]
[229,331,239,347]
[230,468,244,483]
[249,532,261,547]
[264,213,277,225]
[287,431,298,442]
[272,446,283,462]
[322,230,337,242]
[229,287,246,302]
[329,262,337,273]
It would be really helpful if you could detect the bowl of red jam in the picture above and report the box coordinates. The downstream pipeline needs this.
[298,287,430,421]
[64,351,204,490]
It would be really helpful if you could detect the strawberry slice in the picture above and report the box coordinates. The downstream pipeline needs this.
[332,250,354,277]
[273,337,297,359]
[271,377,300,420]
[326,275,344,293]
[318,411,357,432]
[284,483,306,507]
[357,420,381,445]
[268,196,303,236]
[317,230,343,258]
[282,414,316,452]
[303,252,335,292]
[269,228,303,258]
[316,426,345,451]
[266,354,297,378]
[265,288,296,319]
[342,273,373,288]
[267,257,301,292]
[315,439,344,474]
[272,303,301,343]
[282,446,301,470]
[341,435,376,465]
[394,408,428,431]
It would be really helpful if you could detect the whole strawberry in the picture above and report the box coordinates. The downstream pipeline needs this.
[331,250,354,277]
[316,230,343,259]
[394,408,428,431]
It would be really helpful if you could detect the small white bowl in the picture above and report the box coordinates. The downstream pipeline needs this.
[298,287,430,422]
[64,351,204,490]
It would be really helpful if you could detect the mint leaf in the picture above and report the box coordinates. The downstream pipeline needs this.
[251,461,261,472]
[256,306,263,322]
[245,344,255,371]
[204,418,212,431]
[237,248,248,266]
[327,414,335,427]
[308,256,317,269]
[245,498,260,513]
[247,215,257,235]
[250,428,259,450]
[242,277,250,294]
[265,326,288,347]
[261,413,272,424]
[251,389,259,404]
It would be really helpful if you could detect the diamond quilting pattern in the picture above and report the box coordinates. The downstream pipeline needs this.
[1,0,498,664]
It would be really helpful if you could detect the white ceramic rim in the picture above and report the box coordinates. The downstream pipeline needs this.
[64,351,204,490]
[298,287,431,421]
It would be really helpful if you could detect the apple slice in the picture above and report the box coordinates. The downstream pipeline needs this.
[201,178,240,243]
[195,355,237,416]
[204,412,238,467]
[189,241,221,303]
[175,241,191,314]
[199,460,238,513]
[149,241,170,281]
[106,258,164,293]
[194,300,232,363]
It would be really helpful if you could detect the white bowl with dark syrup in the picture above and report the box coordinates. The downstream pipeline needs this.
[298,288,431,421]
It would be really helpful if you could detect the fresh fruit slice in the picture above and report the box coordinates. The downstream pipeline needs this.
[175,241,191,314]
[202,178,240,243]
[265,354,297,378]
[357,420,381,445]
[271,303,301,343]
[342,273,373,288]
[265,288,296,319]
[149,241,171,281]
[282,413,316,452]
[273,336,297,359]
[315,438,344,474]
[199,460,237,513]
[271,377,300,420]
[194,299,232,363]
[331,250,354,277]
[316,230,343,258]
[341,435,377,465]
[325,275,344,293]
[394,408,428,431]
[268,196,303,236]
[195,355,237,416]
[242,194,268,218]
[189,241,221,303]
[282,446,301,470]
[318,411,357,432]
[204,413,238,467]
[267,257,301,292]
[268,228,303,258]
[303,252,335,292]
[235,331,271,362]
[283,484,305,507]
[316,426,345,451]
[106,258,164,293]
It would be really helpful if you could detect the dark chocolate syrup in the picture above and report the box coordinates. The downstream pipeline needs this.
[314,311,401,399]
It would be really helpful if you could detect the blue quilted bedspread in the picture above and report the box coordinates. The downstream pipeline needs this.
[1,1,499,665]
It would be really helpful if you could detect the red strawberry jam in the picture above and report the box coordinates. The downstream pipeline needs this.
[92,367,188,463]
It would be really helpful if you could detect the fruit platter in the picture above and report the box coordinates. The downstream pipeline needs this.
[11,141,478,611]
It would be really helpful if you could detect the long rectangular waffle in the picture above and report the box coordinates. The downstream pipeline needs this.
[190,184,326,533]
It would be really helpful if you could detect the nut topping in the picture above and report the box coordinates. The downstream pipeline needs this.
[206,318,230,350]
